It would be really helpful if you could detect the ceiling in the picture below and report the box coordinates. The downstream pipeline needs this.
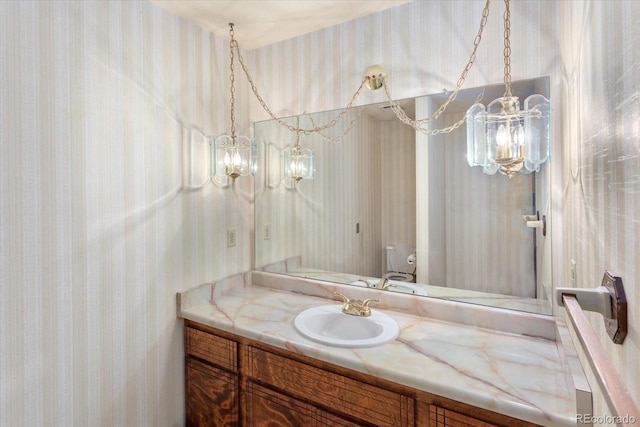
[149,0,412,50]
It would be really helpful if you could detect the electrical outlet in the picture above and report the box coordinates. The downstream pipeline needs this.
[264,224,271,240]
[227,229,237,247]
[570,259,577,287]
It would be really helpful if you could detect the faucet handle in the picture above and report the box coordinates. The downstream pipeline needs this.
[334,292,351,303]
[358,298,380,317]
[377,278,396,290]
[361,298,380,309]
[357,279,374,288]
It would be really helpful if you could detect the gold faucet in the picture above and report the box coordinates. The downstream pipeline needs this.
[334,292,380,317]
[357,278,396,291]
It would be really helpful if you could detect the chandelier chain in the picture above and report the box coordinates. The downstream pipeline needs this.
[380,0,491,131]
[383,81,483,135]
[306,107,365,142]
[225,0,494,140]
[503,0,512,97]
[231,37,368,136]
[228,24,237,137]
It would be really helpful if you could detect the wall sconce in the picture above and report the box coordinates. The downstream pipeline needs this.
[213,23,255,182]
[465,0,550,177]
[183,128,211,190]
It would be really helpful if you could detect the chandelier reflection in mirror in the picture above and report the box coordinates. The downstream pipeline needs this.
[282,118,315,183]
[465,0,550,177]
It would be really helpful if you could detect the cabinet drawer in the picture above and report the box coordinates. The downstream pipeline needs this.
[246,346,414,426]
[430,405,498,427]
[185,326,237,372]
[246,381,363,427]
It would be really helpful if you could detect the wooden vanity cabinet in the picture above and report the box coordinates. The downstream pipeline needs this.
[183,320,539,427]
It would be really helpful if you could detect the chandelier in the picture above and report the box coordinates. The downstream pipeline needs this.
[212,23,255,182]
[465,0,551,177]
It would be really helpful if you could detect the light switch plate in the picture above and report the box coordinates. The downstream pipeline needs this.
[227,229,237,247]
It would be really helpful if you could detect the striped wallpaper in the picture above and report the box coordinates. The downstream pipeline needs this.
[0,1,252,425]
[558,0,640,416]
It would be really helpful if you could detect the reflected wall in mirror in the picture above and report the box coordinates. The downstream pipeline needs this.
[254,78,552,315]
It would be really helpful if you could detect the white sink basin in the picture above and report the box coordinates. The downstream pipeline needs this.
[294,305,399,348]
[350,280,428,296]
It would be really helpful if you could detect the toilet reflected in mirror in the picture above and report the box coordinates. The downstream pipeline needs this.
[383,243,416,282]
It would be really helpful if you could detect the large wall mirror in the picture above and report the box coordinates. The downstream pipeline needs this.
[254,77,552,315]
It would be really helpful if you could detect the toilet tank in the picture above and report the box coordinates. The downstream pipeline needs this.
[385,243,416,274]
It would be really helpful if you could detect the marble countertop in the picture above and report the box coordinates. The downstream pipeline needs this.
[178,271,579,427]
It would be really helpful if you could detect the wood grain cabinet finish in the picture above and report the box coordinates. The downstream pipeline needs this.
[183,320,539,427]
[246,381,363,426]
[246,346,413,426]
[186,358,239,427]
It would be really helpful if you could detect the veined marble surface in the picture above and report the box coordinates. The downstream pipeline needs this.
[178,271,581,426]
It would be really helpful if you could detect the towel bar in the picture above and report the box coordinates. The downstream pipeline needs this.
[556,271,627,344]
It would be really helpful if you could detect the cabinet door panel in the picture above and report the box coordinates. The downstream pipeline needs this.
[246,381,315,426]
[186,359,239,427]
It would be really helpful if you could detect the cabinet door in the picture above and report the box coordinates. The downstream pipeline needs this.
[186,358,239,427]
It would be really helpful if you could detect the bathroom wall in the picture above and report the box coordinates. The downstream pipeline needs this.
[558,0,640,419]
[0,1,251,425]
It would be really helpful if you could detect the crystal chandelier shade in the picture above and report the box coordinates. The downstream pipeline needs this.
[213,134,255,181]
[282,145,315,183]
[466,94,550,177]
